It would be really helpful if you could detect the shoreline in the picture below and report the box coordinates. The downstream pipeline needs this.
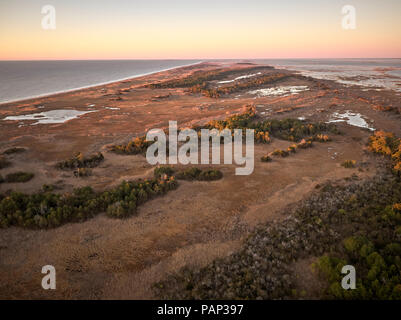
[0,60,204,106]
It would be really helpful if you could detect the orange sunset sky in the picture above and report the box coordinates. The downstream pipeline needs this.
[0,0,400,60]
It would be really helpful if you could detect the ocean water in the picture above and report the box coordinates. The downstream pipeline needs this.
[0,60,201,104]
[253,59,401,92]
[1,59,400,105]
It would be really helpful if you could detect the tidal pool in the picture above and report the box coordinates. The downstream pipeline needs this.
[327,111,375,131]
[3,109,97,125]
[248,86,309,97]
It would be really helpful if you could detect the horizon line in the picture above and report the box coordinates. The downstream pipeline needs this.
[1,57,400,62]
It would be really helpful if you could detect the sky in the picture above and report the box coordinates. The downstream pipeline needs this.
[0,0,400,60]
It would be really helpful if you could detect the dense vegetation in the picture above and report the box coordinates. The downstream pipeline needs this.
[203,107,338,143]
[109,107,339,157]
[56,152,104,169]
[368,131,401,175]
[0,166,223,228]
[189,73,289,98]
[263,136,329,161]
[261,155,272,162]
[0,174,178,228]
[2,147,26,155]
[4,172,34,183]
[341,160,356,168]
[109,137,153,155]
[176,167,223,181]
[153,166,401,299]
[145,65,291,98]
[154,166,223,182]
[145,66,269,89]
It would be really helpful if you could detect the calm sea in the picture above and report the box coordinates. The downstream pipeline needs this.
[1,59,400,104]
[0,60,201,104]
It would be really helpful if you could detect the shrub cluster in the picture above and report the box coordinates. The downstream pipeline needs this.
[314,232,401,299]
[154,166,175,179]
[175,167,223,181]
[261,155,272,162]
[255,131,271,143]
[145,66,268,89]
[5,172,34,183]
[203,108,338,144]
[272,149,289,157]
[368,131,401,175]
[109,136,153,155]
[0,176,178,228]
[153,170,401,300]
[261,138,318,162]
[2,147,26,155]
[109,108,338,159]
[189,73,289,98]
[57,152,104,169]
[341,160,356,168]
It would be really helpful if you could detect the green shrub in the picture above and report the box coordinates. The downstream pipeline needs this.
[0,175,179,229]
[146,66,269,90]
[57,152,104,169]
[175,167,223,181]
[154,166,175,179]
[109,137,152,155]
[341,160,356,168]
[0,175,4,184]
[107,201,136,218]
[272,149,289,157]
[2,147,26,155]
[297,139,313,149]
[153,169,401,300]
[261,155,272,162]
[5,172,34,183]
[198,170,223,181]
[176,167,202,180]
[287,144,297,153]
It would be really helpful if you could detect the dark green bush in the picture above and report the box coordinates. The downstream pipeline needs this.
[57,152,104,169]
[153,172,401,300]
[261,155,272,162]
[341,160,356,168]
[146,66,269,90]
[2,147,26,155]
[0,176,179,228]
[5,172,34,183]
[272,149,289,157]
[109,137,152,155]
[198,170,223,181]
[154,166,175,179]
[176,167,202,180]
